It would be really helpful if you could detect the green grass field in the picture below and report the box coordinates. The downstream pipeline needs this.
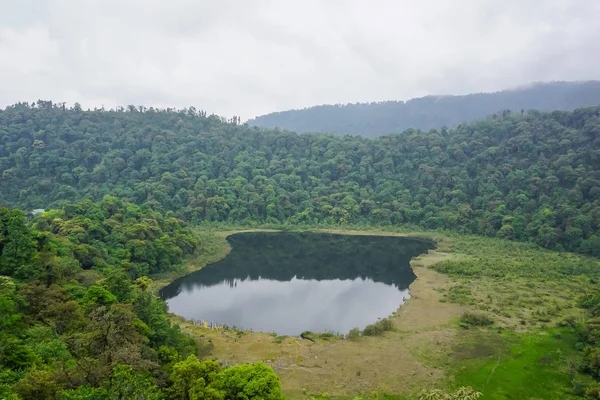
[453,328,580,399]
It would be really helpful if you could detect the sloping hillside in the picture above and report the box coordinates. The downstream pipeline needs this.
[1,102,599,255]
[248,81,600,136]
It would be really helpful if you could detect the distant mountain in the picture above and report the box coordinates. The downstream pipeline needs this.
[248,81,600,136]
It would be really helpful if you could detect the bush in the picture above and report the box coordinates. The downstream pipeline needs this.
[318,332,340,341]
[442,284,474,305]
[362,318,393,336]
[347,328,360,340]
[459,312,493,329]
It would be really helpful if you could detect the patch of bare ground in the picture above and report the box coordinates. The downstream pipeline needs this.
[394,251,464,331]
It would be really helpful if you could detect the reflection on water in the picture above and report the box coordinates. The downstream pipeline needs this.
[161,232,434,335]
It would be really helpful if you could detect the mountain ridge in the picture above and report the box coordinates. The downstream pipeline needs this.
[248,80,600,136]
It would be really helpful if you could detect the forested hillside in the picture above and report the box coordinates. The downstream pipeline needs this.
[1,101,599,256]
[248,81,600,136]
[0,198,284,399]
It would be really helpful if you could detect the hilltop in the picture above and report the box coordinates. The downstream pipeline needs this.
[248,81,600,136]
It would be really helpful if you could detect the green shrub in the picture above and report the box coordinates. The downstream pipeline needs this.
[443,284,474,305]
[459,312,493,329]
[363,318,393,336]
[347,328,360,340]
[318,332,340,341]
[272,336,285,344]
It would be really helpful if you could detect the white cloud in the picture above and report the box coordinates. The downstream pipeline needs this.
[0,0,598,119]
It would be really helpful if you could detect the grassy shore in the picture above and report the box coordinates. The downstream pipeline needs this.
[160,226,599,399]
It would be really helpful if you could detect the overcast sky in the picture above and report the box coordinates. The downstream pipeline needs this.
[1,0,599,120]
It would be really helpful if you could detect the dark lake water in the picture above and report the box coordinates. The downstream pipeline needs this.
[161,232,434,335]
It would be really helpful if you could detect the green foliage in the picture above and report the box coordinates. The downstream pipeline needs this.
[434,235,600,281]
[0,103,599,256]
[102,268,134,303]
[362,318,394,336]
[571,288,600,396]
[134,288,198,353]
[34,197,200,276]
[212,362,284,400]
[60,385,108,400]
[0,369,21,400]
[168,355,222,400]
[0,201,213,398]
[441,284,474,305]
[347,328,361,340]
[419,386,482,400]
[25,326,72,364]
[81,285,117,309]
[0,208,37,276]
[13,369,61,400]
[0,334,35,370]
[0,276,20,330]
[103,364,163,400]
[459,313,493,329]
[317,332,341,341]
[167,356,284,400]
[272,336,286,344]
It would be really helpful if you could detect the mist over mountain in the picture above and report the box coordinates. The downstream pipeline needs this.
[248,81,600,136]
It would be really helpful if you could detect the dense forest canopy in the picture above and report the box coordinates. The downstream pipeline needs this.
[0,200,284,399]
[0,101,599,256]
[248,81,600,136]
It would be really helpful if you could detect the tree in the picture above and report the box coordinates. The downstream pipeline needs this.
[0,276,19,331]
[13,369,61,400]
[0,200,202,396]
[496,224,515,240]
[103,364,163,400]
[169,356,221,400]
[86,304,151,369]
[0,209,37,276]
[582,236,600,257]
[212,362,284,400]
[0,334,35,370]
[19,284,79,331]
[103,268,134,303]
[82,285,117,310]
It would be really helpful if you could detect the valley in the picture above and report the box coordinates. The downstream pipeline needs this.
[156,228,594,399]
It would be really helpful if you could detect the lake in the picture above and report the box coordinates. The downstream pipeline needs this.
[160,232,435,335]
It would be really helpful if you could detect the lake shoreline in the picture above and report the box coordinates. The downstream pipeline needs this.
[168,229,463,398]
[167,229,589,398]
[151,227,444,294]
[161,231,437,335]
